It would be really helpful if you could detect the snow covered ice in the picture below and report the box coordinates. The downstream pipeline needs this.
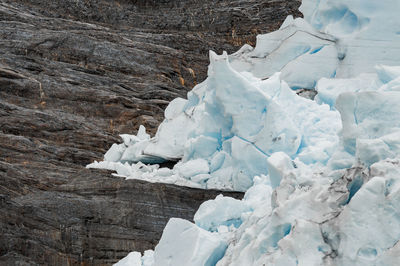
[87,0,400,265]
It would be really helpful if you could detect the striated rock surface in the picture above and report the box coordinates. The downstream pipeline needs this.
[0,0,300,265]
[0,169,243,265]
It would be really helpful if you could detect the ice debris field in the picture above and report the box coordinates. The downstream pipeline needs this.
[87,0,400,265]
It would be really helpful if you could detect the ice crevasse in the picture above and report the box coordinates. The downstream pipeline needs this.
[88,0,400,265]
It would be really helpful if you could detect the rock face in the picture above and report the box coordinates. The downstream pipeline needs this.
[1,169,243,265]
[0,0,300,265]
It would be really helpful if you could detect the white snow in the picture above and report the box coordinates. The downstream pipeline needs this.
[89,0,400,265]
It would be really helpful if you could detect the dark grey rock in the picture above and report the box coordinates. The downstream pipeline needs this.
[1,168,243,265]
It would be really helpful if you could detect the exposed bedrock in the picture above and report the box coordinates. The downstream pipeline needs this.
[0,0,300,264]
[0,168,243,265]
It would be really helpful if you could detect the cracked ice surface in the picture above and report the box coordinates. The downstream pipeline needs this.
[89,0,400,265]
[88,54,341,191]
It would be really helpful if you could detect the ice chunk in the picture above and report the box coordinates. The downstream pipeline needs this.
[190,173,211,183]
[263,220,327,266]
[300,0,400,78]
[141,250,154,266]
[379,77,400,92]
[210,51,301,157]
[375,65,400,84]
[114,250,154,266]
[243,175,273,212]
[315,73,379,108]
[279,15,294,29]
[229,17,337,89]
[183,135,219,161]
[143,112,195,160]
[174,158,210,178]
[154,218,227,266]
[104,143,126,162]
[254,101,301,157]
[223,136,269,191]
[327,148,354,171]
[356,138,394,166]
[114,252,142,266]
[263,76,341,165]
[280,45,338,89]
[336,91,400,155]
[164,97,187,120]
[194,194,250,232]
[136,125,150,140]
[323,170,400,265]
[266,152,294,189]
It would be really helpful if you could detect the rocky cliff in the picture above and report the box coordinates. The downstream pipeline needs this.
[0,0,300,265]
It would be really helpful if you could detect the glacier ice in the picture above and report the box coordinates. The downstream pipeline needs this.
[300,0,400,78]
[88,58,341,191]
[336,91,400,166]
[153,218,227,266]
[84,0,400,265]
[229,16,338,89]
[115,251,154,266]
[194,194,251,232]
